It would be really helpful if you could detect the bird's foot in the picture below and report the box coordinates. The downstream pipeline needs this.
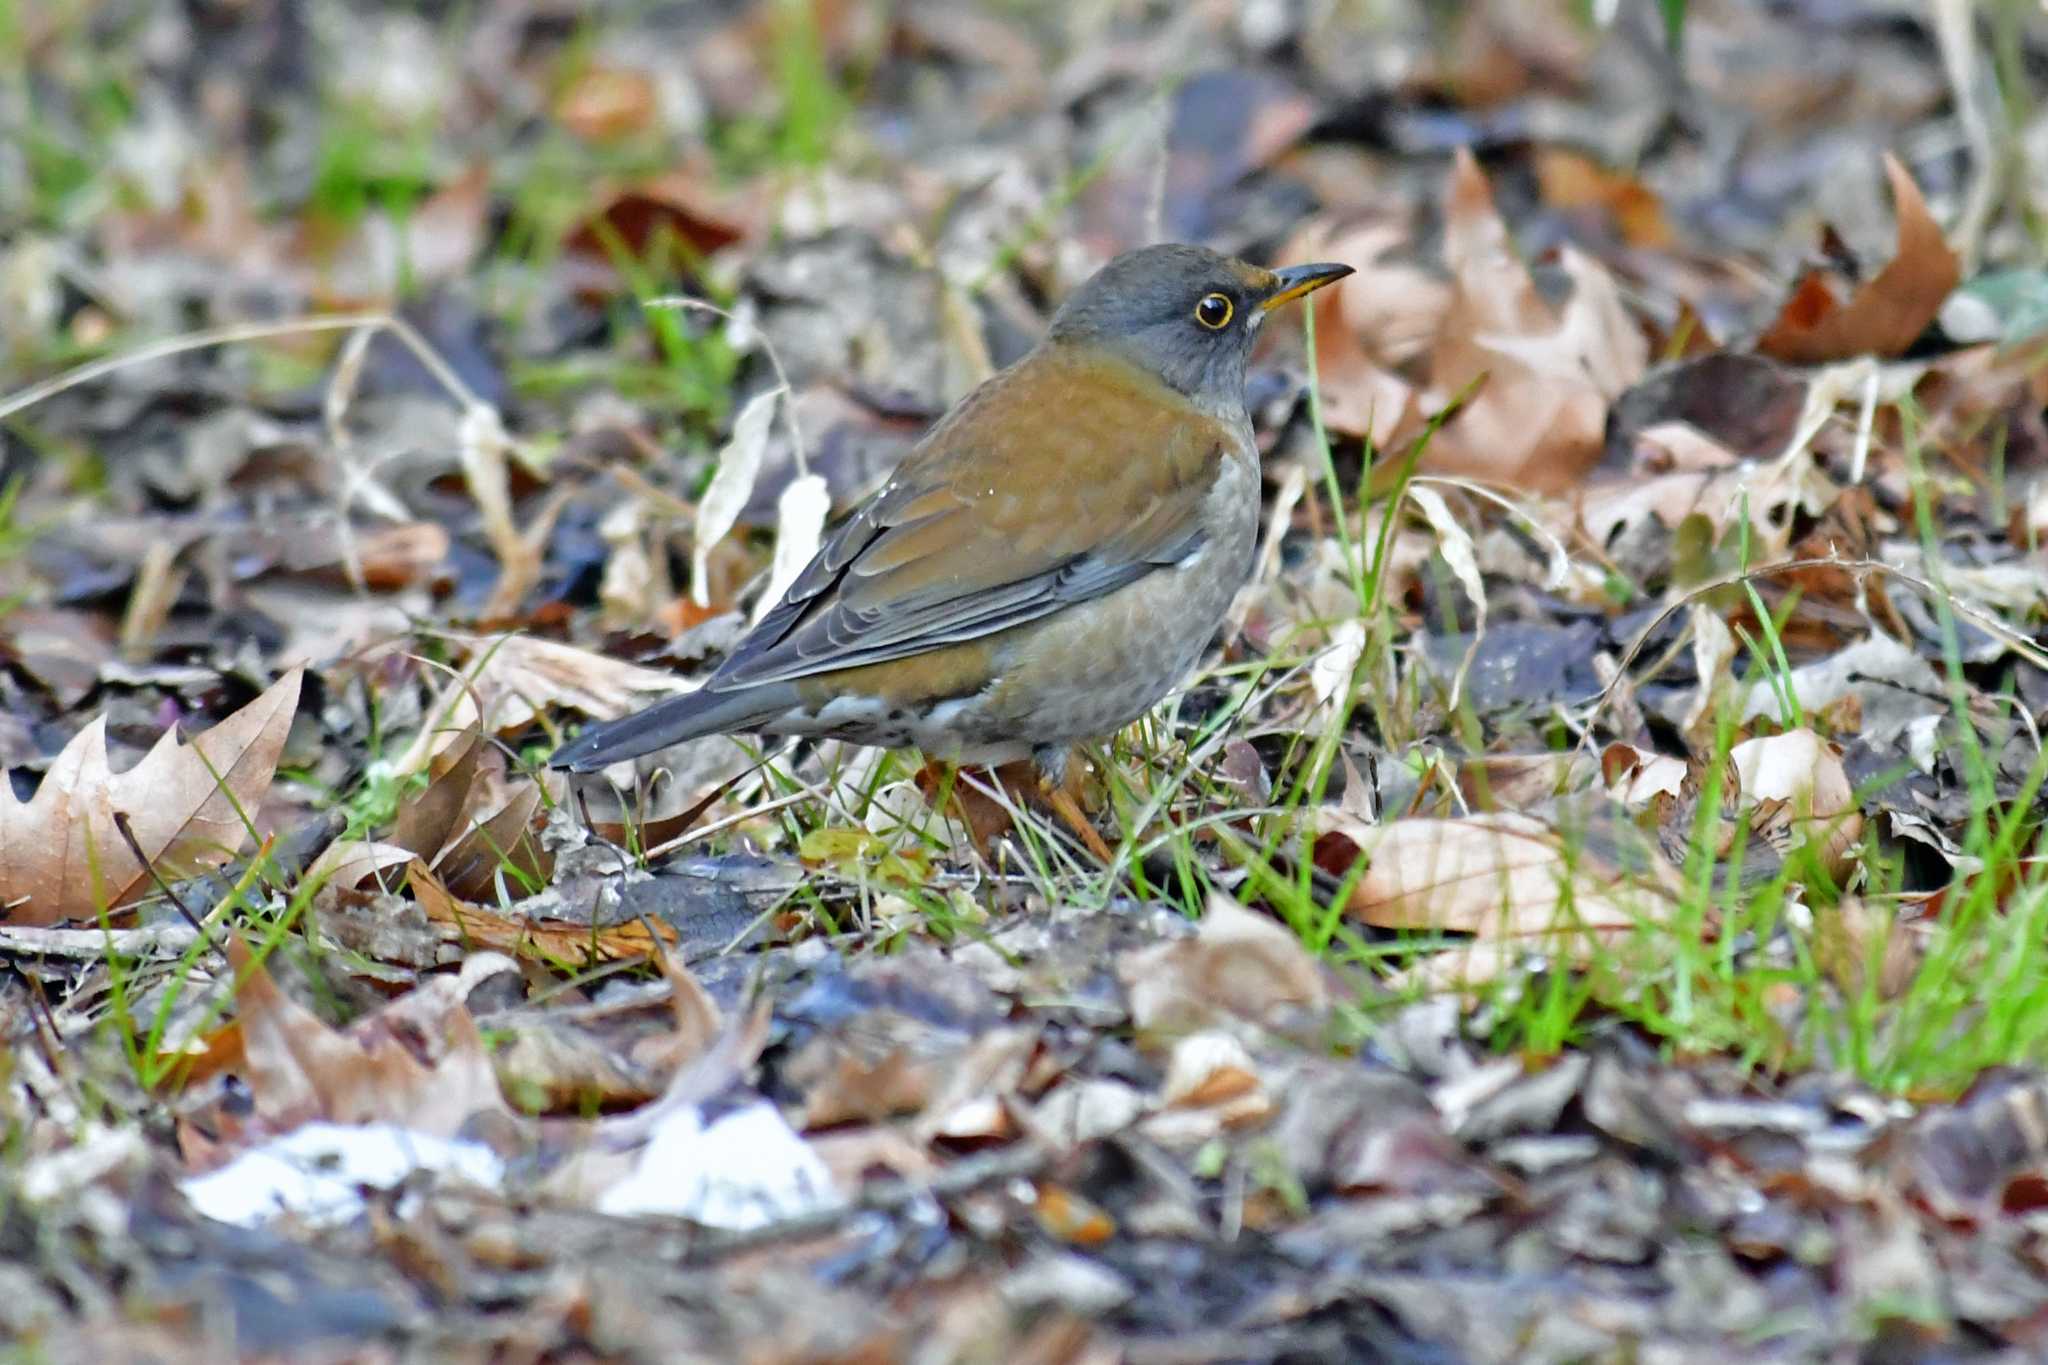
[913,751,1114,863]
[1029,745,1114,863]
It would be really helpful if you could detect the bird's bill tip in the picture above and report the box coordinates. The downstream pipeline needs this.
[1260,261,1355,312]
[548,731,611,773]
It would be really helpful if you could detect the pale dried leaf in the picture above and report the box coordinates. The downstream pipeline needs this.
[755,472,830,623]
[1307,618,1367,717]
[1731,728,1862,874]
[1424,150,1609,492]
[1160,1031,1269,1123]
[1280,217,1434,443]
[1682,606,1738,745]
[1601,744,1690,810]
[1408,484,1486,710]
[459,403,542,618]
[445,633,692,738]
[303,838,414,892]
[1320,809,1684,953]
[693,388,779,606]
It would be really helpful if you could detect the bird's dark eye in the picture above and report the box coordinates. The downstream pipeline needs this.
[1194,293,1233,330]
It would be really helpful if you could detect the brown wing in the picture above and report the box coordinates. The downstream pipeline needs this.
[711,347,1238,691]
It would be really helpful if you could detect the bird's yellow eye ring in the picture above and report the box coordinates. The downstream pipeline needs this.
[1194,293,1233,330]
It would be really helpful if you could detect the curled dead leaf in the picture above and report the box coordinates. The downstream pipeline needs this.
[441,632,692,740]
[756,472,830,623]
[1731,728,1862,877]
[1757,154,1959,365]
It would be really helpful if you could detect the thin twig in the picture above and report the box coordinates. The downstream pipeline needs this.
[0,312,480,424]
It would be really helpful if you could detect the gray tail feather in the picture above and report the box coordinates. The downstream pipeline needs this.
[549,683,800,773]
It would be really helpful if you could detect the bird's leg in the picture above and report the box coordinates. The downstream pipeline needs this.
[1032,744,1114,863]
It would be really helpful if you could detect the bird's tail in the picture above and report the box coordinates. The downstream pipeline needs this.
[549,682,800,773]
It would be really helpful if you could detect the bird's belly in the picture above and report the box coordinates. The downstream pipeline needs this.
[952,457,1258,753]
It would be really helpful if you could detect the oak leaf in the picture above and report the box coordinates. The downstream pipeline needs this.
[0,670,302,925]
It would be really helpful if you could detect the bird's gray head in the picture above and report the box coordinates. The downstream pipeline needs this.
[1046,244,1353,408]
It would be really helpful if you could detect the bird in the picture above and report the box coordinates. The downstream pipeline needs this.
[552,243,1353,856]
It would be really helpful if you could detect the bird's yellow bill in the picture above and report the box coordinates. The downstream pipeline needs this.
[1260,262,1355,312]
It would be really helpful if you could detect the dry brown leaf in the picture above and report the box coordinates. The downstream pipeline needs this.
[1154,1032,1271,1128]
[402,163,494,290]
[1117,891,1329,1037]
[794,1048,934,1129]
[787,1022,1037,1136]
[389,721,486,861]
[431,780,553,901]
[1600,743,1689,810]
[1278,217,1441,444]
[0,670,302,925]
[921,1029,1036,1140]
[1457,751,1602,812]
[1032,1183,1117,1245]
[631,947,726,1075]
[444,632,692,738]
[458,404,546,621]
[491,1020,663,1111]
[288,521,449,591]
[1757,154,1960,365]
[1815,895,1925,998]
[409,861,673,964]
[303,837,414,892]
[1424,150,1633,492]
[1578,448,1833,567]
[564,165,755,267]
[1322,811,1670,933]
[224,935,514,1137]
[317,721,553,898]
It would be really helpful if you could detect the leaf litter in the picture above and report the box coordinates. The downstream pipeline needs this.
[8,1,2048,1361]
